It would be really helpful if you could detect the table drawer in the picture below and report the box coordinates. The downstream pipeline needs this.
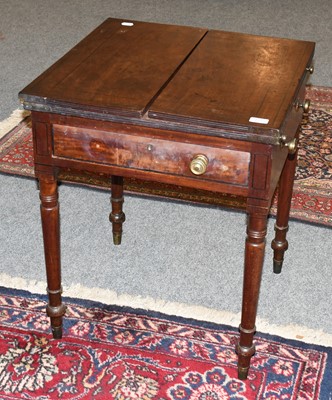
[53,125,250,186]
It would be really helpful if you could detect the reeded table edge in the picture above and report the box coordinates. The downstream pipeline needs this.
[19,94,282,146]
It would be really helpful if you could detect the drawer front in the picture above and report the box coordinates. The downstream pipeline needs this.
[53,125,250,186]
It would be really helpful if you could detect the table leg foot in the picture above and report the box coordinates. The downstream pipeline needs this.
[113,232,122,245]
[110,176,125,245]
[110,211,125,245]
[273,258,283,274]
[236,342,255,380]
[46,303,67,339]
[271,223,288,274]
[237,367,249,380]
[51,326,63,339]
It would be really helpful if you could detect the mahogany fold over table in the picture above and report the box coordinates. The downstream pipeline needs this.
[19,18,315,379]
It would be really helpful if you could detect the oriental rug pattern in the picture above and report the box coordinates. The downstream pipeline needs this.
[0,86,331,227]
[0,286,331,399]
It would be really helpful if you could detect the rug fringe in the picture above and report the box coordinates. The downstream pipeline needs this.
[1,272,331,347]
[0,109,30,139]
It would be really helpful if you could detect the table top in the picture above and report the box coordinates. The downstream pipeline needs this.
[19,18,315,143]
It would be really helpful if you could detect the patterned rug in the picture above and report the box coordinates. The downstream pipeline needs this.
[0,86,331,227]
[0,286,331,399]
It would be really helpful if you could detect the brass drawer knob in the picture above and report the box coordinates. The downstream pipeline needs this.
[190,154,209,175]
[306,66,314,74]
[295,99,310,113]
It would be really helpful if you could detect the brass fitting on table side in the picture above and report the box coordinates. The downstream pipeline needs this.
[294,99,311,113]
[306,65,314,74]
[279,135,298,154]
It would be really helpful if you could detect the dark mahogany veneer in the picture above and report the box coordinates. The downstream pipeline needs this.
[19,18,315,379]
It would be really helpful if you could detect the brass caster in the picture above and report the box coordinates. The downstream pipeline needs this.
[52,326,63,339]
[238,367,249,380]
[273,259,283,274]
[113,232,122,245]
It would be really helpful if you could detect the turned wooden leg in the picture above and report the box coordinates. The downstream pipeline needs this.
[109,176,125,245]
[237,209,268,379]
[39,173,66,338]
[271,147,298,274]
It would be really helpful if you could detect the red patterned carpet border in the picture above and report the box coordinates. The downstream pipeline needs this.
[0,286,331,399]
[0,86,331,227]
